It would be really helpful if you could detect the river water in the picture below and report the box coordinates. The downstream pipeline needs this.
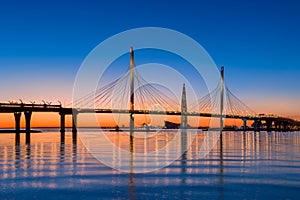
[0,130,299,199]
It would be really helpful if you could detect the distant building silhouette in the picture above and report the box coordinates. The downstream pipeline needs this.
[164,121,180,129]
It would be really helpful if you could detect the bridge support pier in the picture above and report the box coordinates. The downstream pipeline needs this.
[72,112,78,140]
[274,121,280,132]
[60,113,65,142]
[266,119,273,132]
[130,114,134,133]
[254,119,261,132]
[14,112,21,144]
[243,118,247,132]
[24,111,32,144]
[283,121,288,132]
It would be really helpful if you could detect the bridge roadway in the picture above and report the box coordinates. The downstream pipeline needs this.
[77,108,300,131]
[1,102,300,144]
[0,102,282,122]
[80,108,255,119]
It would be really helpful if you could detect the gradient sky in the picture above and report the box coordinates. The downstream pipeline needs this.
[0,0,300,125]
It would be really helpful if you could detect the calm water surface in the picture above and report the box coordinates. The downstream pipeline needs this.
[0,130,300,199]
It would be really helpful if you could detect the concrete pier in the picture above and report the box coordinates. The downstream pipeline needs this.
[72,112,78,140]
[243,118,247,131]
[14,112,21,144]
[60,112,66,142]
[24,111,32,144]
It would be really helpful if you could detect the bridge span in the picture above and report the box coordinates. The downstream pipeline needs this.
[1,101,299,145]
[1,47,299,144]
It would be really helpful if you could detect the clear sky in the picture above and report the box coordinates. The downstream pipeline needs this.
[0,0,300,126]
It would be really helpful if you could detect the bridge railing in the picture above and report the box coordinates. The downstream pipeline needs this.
[0,103,62,109]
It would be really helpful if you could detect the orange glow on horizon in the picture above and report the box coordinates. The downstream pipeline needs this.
[0,113,72,128]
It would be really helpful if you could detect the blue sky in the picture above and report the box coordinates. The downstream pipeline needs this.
[0,0,299,118]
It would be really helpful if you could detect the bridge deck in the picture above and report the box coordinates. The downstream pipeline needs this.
[1,103,299,125]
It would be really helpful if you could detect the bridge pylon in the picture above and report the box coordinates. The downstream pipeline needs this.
[181,83,187,129]
[129,47,135,132]
[220,66,225,130]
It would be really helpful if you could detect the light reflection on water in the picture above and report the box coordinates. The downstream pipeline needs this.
[0,131,300,199]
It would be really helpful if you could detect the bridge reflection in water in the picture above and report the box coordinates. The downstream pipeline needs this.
[0,130,299,199]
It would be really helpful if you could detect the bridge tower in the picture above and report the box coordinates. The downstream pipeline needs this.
[181,83,187,129]
[220,66,225,130]
[129,47,135,132]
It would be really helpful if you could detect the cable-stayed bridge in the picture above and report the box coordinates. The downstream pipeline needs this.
[1,47,299,144]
